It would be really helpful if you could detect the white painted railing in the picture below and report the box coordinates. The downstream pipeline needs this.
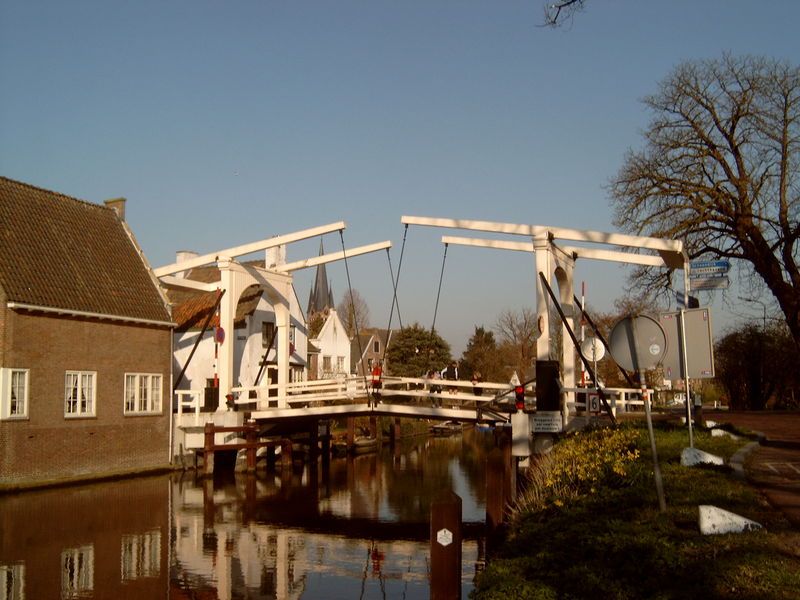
[175,390,203,425]
[564,386,648,417]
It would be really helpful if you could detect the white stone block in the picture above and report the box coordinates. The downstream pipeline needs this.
[681,447,724,467]
[699,505,763,535]
[711,428,740,440]
[705,420,717,428]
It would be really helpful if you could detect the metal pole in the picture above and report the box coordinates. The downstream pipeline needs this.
[679,308,694,448]
[641,376,667,512]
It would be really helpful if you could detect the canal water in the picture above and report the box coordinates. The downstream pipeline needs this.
[0,427,497,599]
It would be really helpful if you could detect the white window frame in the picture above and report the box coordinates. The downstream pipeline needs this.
[121,529,161,580]
[336,356,345,373]
[61,545,94,598]
[0,562,25,600]
[124,373,163,415]
[1,368,29,420]
[64,371,96,418]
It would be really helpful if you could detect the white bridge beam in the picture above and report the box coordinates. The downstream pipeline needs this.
[276,241,392,273]
[155,221,347,276]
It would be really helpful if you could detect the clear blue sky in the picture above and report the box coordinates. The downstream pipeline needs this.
[2,1,797,355]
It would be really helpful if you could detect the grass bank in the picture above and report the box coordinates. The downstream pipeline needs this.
[472,421,800,599]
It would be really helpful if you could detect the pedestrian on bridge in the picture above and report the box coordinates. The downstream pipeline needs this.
[371,361,383,400]
[443,361,458,394]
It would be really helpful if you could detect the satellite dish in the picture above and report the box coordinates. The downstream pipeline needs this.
[580,337,606,361]
[608,315,667,372]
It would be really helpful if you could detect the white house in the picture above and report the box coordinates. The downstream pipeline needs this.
[308,309,350,379]
[168,255,308,407]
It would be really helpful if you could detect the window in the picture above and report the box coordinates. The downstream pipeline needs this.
[64,372,96,418]
[61,545,94,598]
[262,322,275,348]
[336,356,345,373]
[124,374,162,415]
[373,340,380,353]
[1,368,29,420]
[0,563,25,600]
[322,356,332,372]
[121,530,161,580]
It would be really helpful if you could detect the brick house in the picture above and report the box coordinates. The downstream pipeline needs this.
[0,177,174,490]
[351,328,396,377]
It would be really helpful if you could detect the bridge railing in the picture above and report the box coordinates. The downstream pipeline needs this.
[377,376,521,406]
[176,389,203,425]
[563,386,648,417]
[231,376,373,410]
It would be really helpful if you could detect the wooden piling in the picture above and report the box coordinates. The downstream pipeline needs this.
[430,490,462,600]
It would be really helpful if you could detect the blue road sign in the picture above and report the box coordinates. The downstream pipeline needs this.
[690,259,731,275]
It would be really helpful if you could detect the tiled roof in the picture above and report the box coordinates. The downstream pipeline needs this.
[171,284,263,331]
[0,177,171,323]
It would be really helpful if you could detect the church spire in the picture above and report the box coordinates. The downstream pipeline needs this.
[307,239,334,315]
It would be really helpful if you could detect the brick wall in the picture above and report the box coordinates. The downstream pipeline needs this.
[0,475,169,599]
[0,311,172,488]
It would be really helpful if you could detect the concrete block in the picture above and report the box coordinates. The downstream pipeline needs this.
[681,447,724,467]
[711,428,740,440]
[699,505,763,535]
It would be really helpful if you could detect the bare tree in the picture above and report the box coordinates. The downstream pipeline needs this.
[336,289,371,337]
[543,0,586,27]
[494,308,538,381]
[610,54,800,348]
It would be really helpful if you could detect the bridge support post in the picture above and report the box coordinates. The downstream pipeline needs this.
[309,420,319,459]
[390,418,401,447]
[347,417,356,452]
[430,490,462,600]
[202,478,215,530]
[203,422,216,477]
[265,445,277,471]
[245,426,256,472]
[280,439,293,472]
[486,429,515,550]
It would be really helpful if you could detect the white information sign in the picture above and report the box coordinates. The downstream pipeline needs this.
[533,411,562,433]
[436,528,453,547]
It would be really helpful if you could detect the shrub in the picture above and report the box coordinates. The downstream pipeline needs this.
[511,426,640,517]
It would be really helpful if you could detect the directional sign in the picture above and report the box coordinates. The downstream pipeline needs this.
[691,277,730,290]
[690,259,731,271]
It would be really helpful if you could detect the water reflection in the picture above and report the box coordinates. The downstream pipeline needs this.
[0,427,494,599]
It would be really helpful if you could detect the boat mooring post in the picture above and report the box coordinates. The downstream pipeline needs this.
[430,490,462,599]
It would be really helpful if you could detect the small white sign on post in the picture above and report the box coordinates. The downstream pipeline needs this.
[436,528,453,547]
[588,392,600,413]
[532,411,562,433]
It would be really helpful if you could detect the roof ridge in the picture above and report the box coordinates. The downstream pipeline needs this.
[0,176,112,213]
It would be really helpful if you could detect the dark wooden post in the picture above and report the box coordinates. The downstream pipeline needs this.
[203,422,216,476]
[245,426,256,472]
[310,420,319,460]
[266,444,277,471]
[281,439,293,472]
[390,418,401,447]
[430,490,462,600]
[202,478,215,530]
[347,417,356,453]
[500,428,516,504]
[485,448,505,536]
